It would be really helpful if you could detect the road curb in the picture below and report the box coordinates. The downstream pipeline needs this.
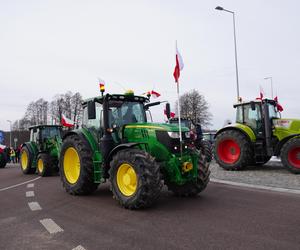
[211,178,300,195]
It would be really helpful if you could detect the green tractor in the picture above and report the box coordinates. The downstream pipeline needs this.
[168,117,213,162]
[214,99,300,174]
[59,91,210,209]
[20,125,62,176]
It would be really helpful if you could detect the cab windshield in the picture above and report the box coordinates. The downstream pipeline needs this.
[41,127,61,140]
[109,100,146,127]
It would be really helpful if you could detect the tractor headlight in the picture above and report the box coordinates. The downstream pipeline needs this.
[185,132,190,138]
[167,131,180,138]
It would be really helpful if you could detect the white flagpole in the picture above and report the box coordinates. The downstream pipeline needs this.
[176,80,183,156]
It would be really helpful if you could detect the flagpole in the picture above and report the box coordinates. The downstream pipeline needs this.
[176,80,183,157]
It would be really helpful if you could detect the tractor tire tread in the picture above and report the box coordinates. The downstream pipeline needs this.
[109,148,163,209]
[60,134,99,195]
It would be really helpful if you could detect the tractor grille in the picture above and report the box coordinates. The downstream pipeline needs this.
[155,131,190,154]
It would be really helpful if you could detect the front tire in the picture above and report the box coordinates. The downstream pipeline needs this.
[109,148,163,209]
[59,135,99,195]
[166,152,210,197]
[214,130,253,170]
[281,137,300,174]
[20,146,35,174]
[37,153,53,177]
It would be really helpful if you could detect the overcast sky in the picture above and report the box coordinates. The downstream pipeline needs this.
[1,0,300,131]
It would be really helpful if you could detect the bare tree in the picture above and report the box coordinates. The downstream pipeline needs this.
[175,89,212,128]
[71,92,83,127]
[50,94,65,125]
[13,91,83,129]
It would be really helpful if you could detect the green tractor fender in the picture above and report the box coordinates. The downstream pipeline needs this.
[215,123,256,142]
[274,134,300,156]
[107,142,143,163]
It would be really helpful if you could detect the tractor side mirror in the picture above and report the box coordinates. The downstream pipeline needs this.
[88,101,96,119]
[250,101,256,111]
[165,103,171,119]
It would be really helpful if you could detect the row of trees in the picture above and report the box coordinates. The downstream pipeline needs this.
[12,91,83,131]
[12,89,212,131]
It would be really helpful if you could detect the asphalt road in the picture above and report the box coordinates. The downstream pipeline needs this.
[0,164,299,250]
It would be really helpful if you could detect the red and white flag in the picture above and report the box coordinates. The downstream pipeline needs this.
[274,96,284,112]
[256,85,265,100]
[173,42,184,83]
[143,90,161,98]
[164,110,175,120]
[61,114,74,128]
[150,90,161,98]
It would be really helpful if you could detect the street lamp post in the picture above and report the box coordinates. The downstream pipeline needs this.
[215,6,240,102]
[264,77,273,99]
[6,120,12,148]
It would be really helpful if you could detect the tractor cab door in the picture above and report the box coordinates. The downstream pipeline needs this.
[82,102,104,142]
[236,103,264,137]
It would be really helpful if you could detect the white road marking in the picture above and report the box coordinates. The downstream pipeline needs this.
[40,218,64,234]
[211,178,300,195]
[26,191,35,197]
[28,202,42,211]
[27,183,34,188]
[72,245,86,250]
[0,177,41,192]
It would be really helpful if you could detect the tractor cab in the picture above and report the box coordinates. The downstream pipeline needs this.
[29,125,62,149]
[82,92,148,143]
[234,99,279,137]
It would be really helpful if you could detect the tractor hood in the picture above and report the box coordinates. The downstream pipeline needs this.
[273,119,300,140]
[124,122,189,132]
[123,122,191,155]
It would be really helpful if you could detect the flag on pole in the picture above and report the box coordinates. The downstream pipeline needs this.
[256,85,265,100]
[98,78,105,93]
[150,90,161,98]
[61,114,74,128]
[173,42,184,83]
[164,110,175,120]
[274,96,284,112]
[143,90,161,98]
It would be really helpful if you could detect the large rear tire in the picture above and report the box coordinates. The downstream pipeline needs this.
[214,130,253,170]
[166,152,210,197]
[59,135,99,195]
[37,153,53,177]
[20,146,35,174]
[109,148,163,209]
[281,137,300,174]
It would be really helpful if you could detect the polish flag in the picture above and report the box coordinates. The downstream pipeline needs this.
[150,90,161,98]
[256,85,264,100]
[274,96,284,112]
[164,110,176,120]
[143,90,161,98]
[61,114,74,128]
[173,42,184,83]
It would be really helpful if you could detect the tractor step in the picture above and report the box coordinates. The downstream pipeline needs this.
[254,141,266,164]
